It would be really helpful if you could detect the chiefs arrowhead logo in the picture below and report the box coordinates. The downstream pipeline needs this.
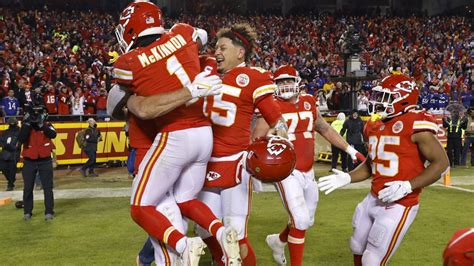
[267,143,287,156]
[206,171,221,181]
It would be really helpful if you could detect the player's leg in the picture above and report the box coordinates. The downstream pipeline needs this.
[130,131,192,256]
[222,170,255,266]
[361,203,419,265]
[196,189,225,266]
[350,193,377,266]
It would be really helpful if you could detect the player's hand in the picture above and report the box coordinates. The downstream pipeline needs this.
[318,169,351,195]
[267,118,288,139]
[378,181,412,203]
[187,70,222,98]
[345,145,366,163]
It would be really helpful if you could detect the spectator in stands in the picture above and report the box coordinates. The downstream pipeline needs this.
[95,88,107,120]
[443,110,468,167]
[71,91,84,116]
[57,85,70,117]
[83,87,96,115]
[438,87,449,110]
[340,109,365,171]
[461,87,473,109]
[419,89,431,110]
[356,91,369,115]
[1,89,20,116]
[461,108,474,167]
[79,118,101,177]
[43,84,57,115]
[330,112,347,172]
[0,117,20,191]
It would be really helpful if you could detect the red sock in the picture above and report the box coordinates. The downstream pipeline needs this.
[279,224,290,243]
[288,227,306,266]
[130,205,185,250]
[178,200,223,236]
[353,254,362,266]
[203,236,224,266]
[239,238,256,266]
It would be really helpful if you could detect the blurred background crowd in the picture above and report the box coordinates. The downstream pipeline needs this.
[0,4,472,120]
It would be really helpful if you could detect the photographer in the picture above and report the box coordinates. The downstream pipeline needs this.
[79,118,101,177]
[0,117,20,191]
[18,104,56,221]
[461,108,474,167]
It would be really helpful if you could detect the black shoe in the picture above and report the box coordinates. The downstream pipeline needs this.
[79,168,87,177]
[45,213,54,221]
[88,172,99,177]
[23,213,32,221]
[6,186,14,191]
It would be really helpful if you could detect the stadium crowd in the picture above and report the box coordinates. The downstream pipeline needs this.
[0,6,473,119]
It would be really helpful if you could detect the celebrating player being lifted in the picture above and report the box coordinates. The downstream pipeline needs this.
[195,23,289,266]
[112,1,240,265]
[319,74,449,266]
[252,65,365,266]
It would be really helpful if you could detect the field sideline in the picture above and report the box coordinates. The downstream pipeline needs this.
[0,184,472,265]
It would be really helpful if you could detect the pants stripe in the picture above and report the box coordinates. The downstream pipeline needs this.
[380,206,412,266]
[277,182,295,227]
[244,177,253,238]
[132,133,168,206]
[159,241,171,266]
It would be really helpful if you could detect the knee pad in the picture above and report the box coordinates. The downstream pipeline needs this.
[223,216,247,240]
[367,222,387,248]
[350,236,365,255]
[287,195,312,230]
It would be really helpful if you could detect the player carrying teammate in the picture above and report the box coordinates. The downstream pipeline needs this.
[252,65,365,266]
[319,74,449,265]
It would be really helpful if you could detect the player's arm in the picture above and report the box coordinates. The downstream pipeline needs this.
[315,111,365,162]
[255,95,288,138]
[252,116,270,141]
[410,131,449,189]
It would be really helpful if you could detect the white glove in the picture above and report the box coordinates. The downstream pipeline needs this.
[187,70,222,98]
[345,145,366,163]
[378,181,412,203]
[318,169,351,195]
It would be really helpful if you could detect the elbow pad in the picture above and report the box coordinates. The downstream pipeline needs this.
[107,84,131,120]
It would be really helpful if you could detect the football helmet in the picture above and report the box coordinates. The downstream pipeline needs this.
[274,65,301,99]
[368,74,419,119]
[246,137,296,183]
[115,1,165,53]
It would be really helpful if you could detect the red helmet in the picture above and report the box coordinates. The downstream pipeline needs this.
[246,137,296,183]
[274,65,301,99]
[443,228,474,266]
[115,1,165,53]
[368,74,419,119]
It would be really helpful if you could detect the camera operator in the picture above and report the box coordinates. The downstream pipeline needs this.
[461,108,474,166]
[0,117,20,191]
[18,104,56,221]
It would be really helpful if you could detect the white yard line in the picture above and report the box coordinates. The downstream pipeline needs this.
[433,183,474,193]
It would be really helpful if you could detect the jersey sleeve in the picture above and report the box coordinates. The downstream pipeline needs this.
[412,111,439,135]
[170,23,199,42]
[251,69,277,105]
[199,55,217,75]
[113,56,133,86]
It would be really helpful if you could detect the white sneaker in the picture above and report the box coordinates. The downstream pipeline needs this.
[219,227,242,265]
[180,237,206,266]
[266,234,287,266]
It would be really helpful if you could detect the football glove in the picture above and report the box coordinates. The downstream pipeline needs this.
[187,70,222,98]
[378,181,412,203]
[345,145,366,163]
[107,84,131,120]
[318,169,351,195]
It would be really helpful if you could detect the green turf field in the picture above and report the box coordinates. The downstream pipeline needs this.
[0,186,472,265]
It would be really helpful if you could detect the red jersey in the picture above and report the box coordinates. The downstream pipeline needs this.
[57,92,70,115]
[83,92,96,114]
[275,94,317,172]
[113,23,209,133]
[365,110,439,207]
[43,91,57,114]
[206,64,277,157]
[96,95,107,110]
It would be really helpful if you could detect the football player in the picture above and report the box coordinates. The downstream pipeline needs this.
[252,65,365,266]
[195,23,289,266]
[319,74,450,265]
[112,1,239,265]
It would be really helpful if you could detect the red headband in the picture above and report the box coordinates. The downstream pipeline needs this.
[232,31,250,49]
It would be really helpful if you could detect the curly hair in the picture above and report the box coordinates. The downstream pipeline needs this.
[216,23,257,62]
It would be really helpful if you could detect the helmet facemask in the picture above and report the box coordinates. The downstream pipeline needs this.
[275,77,301,100]
[368,86,402,119]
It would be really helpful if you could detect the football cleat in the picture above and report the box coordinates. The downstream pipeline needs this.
[266,234,287,266]
[180,237,206,266]
[220,227,242,265]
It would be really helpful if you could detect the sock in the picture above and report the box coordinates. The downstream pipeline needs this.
[178,200,224,236]
[279,224,290,243]
[239,238,256,266]
[288,227,306,266]
[130,205,185,251]
[353,254,362,266]
[203,236,224,266]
